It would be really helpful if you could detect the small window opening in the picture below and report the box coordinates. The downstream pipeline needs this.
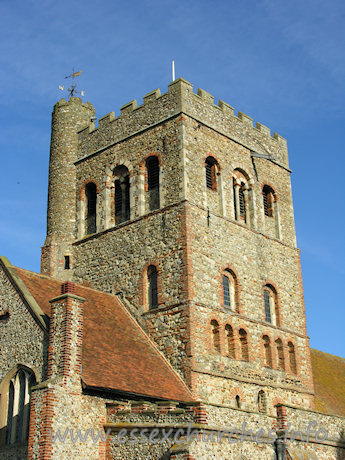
[263,185,274,217]
[223,275,231,308]
[147,265,158,310]
[114,166,130,224]
[85,182,97,235]
[64,256,70,270]
[264,289,272,323]
[258,390,267,413]
[147,157,159,190]
[235,395,241,409]
[205,156,218,190]
[146,157,160,211]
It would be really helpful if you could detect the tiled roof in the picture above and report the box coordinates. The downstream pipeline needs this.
[311,348,345,417]
[13,267,193,402]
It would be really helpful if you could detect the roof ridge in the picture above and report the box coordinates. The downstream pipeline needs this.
[311,348,345,360]
[14,266,64,283]
[13,266,121,301]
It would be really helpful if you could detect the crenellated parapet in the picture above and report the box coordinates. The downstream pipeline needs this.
[76,79,288,167]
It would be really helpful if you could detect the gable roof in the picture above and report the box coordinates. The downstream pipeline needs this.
[7,265,193,402]
[310,348,345,417]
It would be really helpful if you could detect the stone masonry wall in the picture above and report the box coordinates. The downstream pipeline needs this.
[71,80,313,407]
[0,265,47,458]
[182,115,296,247]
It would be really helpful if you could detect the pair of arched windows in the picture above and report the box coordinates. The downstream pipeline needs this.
[3,368,36,446]
[221,272,280,325]
[262,336,297,374]
[211,321,249,362]
[205,158,278,227]
[83,156,160,236]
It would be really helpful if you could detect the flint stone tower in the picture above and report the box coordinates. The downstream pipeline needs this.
[41,79,314,413]
[41,97,95,280]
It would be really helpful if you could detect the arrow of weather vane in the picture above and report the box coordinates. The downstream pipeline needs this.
[59,69,84,97]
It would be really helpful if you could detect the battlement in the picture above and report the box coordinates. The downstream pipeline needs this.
[76,78,288,166]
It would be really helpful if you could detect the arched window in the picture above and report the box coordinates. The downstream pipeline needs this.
[258,390,267,413]
[263,185,275,217]
[205,156,218,190]
[222,269,237,310]
[263,335,273,368]
[276,338,285,371]
[147,265,158,310]
[85,182,97,235]
[5,368,36,446]
[288,342,297,374]
[239,329,249,361]
[263,285,279,326]
[235,395,241,409]
[211,320,220,353]
[114,165,130,225]
[225,324,235,358]
[146,156,160,211]
[233,170,252,226]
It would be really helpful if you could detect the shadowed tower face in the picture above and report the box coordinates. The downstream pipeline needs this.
[41,97,95,280]
[41,80,314,413]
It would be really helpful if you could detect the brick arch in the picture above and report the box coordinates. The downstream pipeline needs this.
[261,182,278,202]
[262,281,282,327]
[110,160,134,177]
[232,167,252,184]
[203,153,222,171]
[139,151,162,169]
[219,264,241,313]
[79,179,100,198]
[229,387,246,401]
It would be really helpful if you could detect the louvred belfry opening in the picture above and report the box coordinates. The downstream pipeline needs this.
[205,156,218,190]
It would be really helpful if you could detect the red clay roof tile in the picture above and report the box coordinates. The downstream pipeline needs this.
[13,267,193,402]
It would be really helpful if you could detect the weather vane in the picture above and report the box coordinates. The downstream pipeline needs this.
[59,69,85,97]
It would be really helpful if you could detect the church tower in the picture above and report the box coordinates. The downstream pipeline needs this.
[41,97,95,279]
[42,79,315,414]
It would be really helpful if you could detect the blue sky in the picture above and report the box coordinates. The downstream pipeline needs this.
[0,0,344,357]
